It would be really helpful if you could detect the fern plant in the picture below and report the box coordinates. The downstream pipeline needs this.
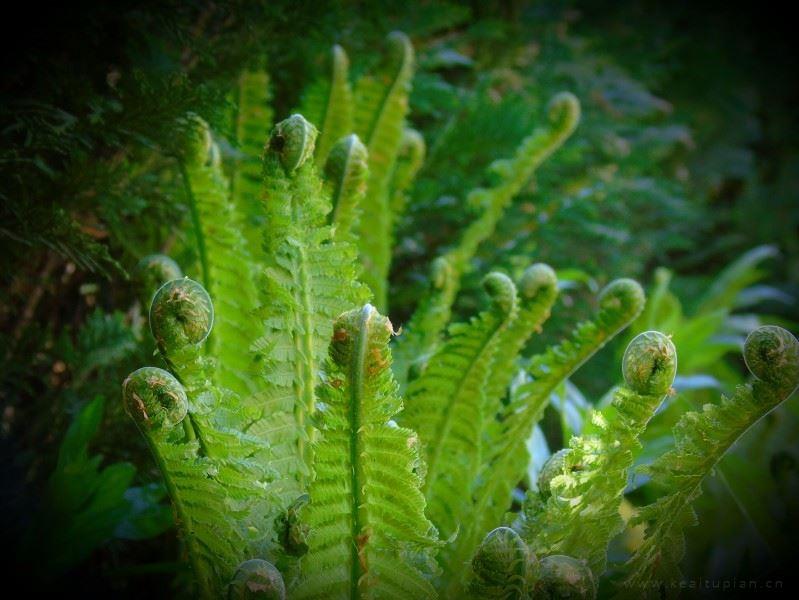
[120,32,799,599]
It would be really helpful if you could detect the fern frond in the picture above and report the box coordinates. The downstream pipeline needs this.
[388,128,426,218]
[324,133,369,240]
[519,332,677,577]
[253,114,368,505]
[232,70,273,259]
[392,93,580,386]
[294,305,439,599]
[400,273,518,545]
[125,279,275,597]
[300,45,353,166]
[178,115,260,399]
[442,278,643,591]
[353,31,415,310]
[616,326,799,598]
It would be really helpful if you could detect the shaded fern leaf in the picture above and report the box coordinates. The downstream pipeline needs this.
[388,128,426,219]
[232,69,273,260]
[178,115,260,399]
[353,31,415,311]
[400,273,517,545]
[300,45,354,166]
[616,326,799,598]
[519,332,677,577]
[252,114,368,505]
[392,93,580,387]
[295,305,439,599]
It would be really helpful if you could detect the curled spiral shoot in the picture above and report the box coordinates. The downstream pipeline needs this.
[176,112,213,164]
[122,366,188,431]
[483,271,518,315]
[744,325,799,392]
[535,554,595,600]
[518,263,558,301]
[470,526,537,599]
[622,331,678,396]
[134,254,183,307]
[538,448,572,499]
[227,559,286,600]
[267,114,318,173]
[149,278,214,355]
[598,278,646,316]
[547,92,581,135]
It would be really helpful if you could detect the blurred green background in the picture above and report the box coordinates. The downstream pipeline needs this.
[2,1,797,595]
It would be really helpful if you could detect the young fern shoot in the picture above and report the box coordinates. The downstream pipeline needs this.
[519,331,678,577]
[392,92,581,389]
[177,115,261,399]
[400,272,518,545]
[232,69,273,259]
[443,278,644,592]
[300,44,354,166]
[295,305,439,599]
[616,326,799,598]
[253,114,368,506]
[352,32,415,311]
[125,278,277,599]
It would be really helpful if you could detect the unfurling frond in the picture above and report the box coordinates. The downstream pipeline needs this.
[439,279,644,586]
[253,114,368,506]
[392,93,580,386]
[232,69,273,259]
[353,31,415,310]
[133,254,183,309]
[519,331,677,577]
[295,305,439,599]
[325,133,369,239]
[616,326,799,598]
[178,114,261,398]
[300,45,354,166]
[401,272,518,547]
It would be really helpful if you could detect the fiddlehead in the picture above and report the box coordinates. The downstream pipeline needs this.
[468,527,538,600]
[294,305,439,599]
[537,449,571,499]
[134,254,183,308]
[617,326,799,598]
[519,331,677,576]
[228,559,287,600]
[150,278,214,357]
[535,555,595,600]
[393,92,580,385]
[324,133,369,239]
[268,113,318,173]
[122,366,187,432]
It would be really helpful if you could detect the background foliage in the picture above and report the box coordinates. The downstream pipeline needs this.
[2,0,797,595]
